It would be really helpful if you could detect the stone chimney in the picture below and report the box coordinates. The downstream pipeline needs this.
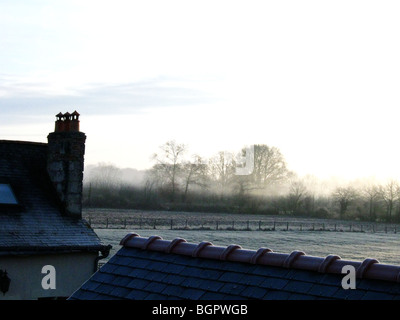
[47,111,86,218]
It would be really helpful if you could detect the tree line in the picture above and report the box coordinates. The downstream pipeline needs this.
[83,140,400,223]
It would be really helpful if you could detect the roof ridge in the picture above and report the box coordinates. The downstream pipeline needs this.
[0,140,47,146]
[120,232,400,283]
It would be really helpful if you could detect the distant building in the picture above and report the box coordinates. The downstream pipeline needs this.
[70,233,400,300]
[0,112,111,300]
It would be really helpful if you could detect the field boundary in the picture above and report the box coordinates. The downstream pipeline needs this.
[85,215,400,234]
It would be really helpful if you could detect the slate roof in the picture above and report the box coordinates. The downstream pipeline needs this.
[69,233,400,300]
[0,140,108,255]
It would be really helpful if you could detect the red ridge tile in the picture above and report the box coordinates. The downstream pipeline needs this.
[120,232,400,283]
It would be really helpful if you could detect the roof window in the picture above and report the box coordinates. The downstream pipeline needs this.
[0,183,18,205]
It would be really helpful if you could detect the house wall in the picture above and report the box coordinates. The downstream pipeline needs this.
[0,252,97,300]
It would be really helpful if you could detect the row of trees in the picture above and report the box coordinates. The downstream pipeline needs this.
[83,140,400,222]
[330,181,400,222]
[147,141,291,201]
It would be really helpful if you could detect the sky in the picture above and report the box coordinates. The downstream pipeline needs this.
[1,0,400,182]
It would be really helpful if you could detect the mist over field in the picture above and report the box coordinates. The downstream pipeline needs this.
[83,141,400,224]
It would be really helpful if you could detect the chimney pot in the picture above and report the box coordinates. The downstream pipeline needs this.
[70,110,80,132]
[48,110,86,218]
[55,112,65,132]
[63,112,71,132]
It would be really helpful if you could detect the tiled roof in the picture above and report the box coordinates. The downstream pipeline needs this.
[69,233,400,300]
[0,140,108,253]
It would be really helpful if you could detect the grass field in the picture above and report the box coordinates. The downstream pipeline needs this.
[84,208,400,233]
[95,228,400,266]
[86,208,400,266]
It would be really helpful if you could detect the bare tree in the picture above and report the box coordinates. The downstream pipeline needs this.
[361,184,380,221]
[151,140,187,202]
[207,151,237,196]
[332,186,358,219]
[287,179,309,213]
[248,144,290,192]
[379,180,399,222]
[181,155,208,202]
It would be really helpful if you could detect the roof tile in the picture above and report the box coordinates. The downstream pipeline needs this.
[113,265,133,277]
[127,257,152,269]
[111,276,132,287]
[180,266,204,278]
[221,294,248,300]
[357,279,396,293]
[144,281,168,294]
[196,279,225,292]
[95,272,116,284]
[143,270,167,282]
[219,283,247,296]
[336,289,366,300]
[241,286,269,299]
[263,290,292,300]
[236,274,266,286]
[162,274,186,286]
[182,277,203,289]
[287,269,323,283]
[308,283,339,298]
[318,273,343,286]
[80,280,101,292]
[146,261,169,272]
[218,271,245,283]
[288,293,317,300]
[259,277,289,290]
[162,284,186,298]
[162,263,186,275]
[283,280,314,294]
[199,268,225,280]
[126,278,151,290]
[199,292,226,300]
[219,261,258,274]
[126,289,150,300]
[95,284,116,295]
[181,288,205,300]
[145,293,169,300]
[128,268,150,279]
[109,286,131,299]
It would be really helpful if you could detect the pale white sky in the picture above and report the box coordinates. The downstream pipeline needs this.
[1,0,400,182]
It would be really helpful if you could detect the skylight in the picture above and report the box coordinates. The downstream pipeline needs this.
[0,183,18,205]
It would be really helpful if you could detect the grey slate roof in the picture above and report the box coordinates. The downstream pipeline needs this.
[0,140,107,254]
[69,234,400,300]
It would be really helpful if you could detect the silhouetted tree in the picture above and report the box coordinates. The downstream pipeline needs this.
[207,151,237,197]
[181,155,208,202]
[287,179,309,214]
[248,144,291,193]
[361,184,380,221]
[379,180,399,222]
[332,186,358,219]
[151,140,187,203]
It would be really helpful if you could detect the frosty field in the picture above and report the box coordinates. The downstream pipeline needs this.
[95,228,400,266]
[85,208,400,266]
